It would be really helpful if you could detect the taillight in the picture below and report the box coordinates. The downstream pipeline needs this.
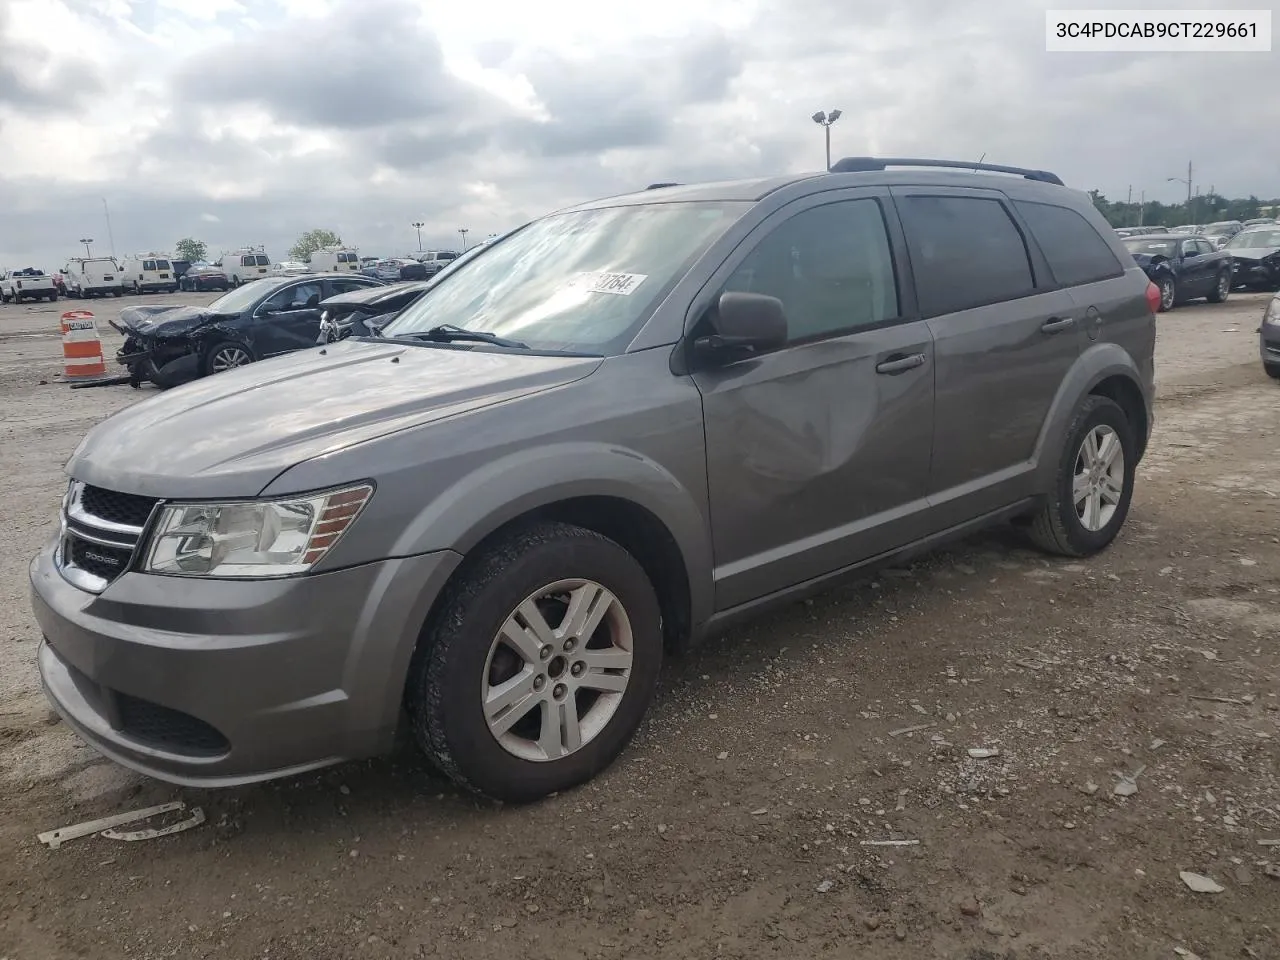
[1145,281,1160,315]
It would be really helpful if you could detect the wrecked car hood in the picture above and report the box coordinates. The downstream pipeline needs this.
[65,340,603,499]
[1225,246,1279,262]
[112,305,225,337]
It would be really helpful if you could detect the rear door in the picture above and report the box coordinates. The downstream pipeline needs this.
[254,280,326,355]
[889,187,1083,527]
[693,188,937,608]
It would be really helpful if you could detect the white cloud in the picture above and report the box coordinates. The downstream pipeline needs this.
[1,0,1277,268]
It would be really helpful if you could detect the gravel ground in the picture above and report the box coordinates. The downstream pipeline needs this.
[0,291,1276,960]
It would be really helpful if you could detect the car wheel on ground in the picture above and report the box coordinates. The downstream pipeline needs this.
[1157,276,1176,312]
[204,341,254,376]
[112,289,122,298]
[1207,269,1230,303]
[406,521,663,803]
[48,292,58,302]
[1265,363,1280,381]
[1027,395,1136,558]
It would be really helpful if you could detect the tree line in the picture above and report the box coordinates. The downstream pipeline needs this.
[1088,191,1280,229]
[170,229,344,266]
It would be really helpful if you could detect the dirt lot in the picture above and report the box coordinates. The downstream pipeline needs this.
[0,291,1277,960]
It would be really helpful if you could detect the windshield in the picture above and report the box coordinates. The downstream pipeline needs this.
[1123,238,1178,258]
[382,201,748,354]
[1226,229,1280,249]
[208,278,279,313]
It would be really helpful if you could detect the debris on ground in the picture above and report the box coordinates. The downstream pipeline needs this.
[1179,871,1225,894]
[888,722,936,738]
[1113,764,1147,797]
[967,747,1000,759]
[37,802,202,850]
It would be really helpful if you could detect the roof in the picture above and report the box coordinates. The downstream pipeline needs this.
[1122,233,1195,241]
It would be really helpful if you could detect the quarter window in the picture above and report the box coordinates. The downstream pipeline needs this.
[897,195,1036,317]
[1013,200,1124,287]
[722,198,899,342]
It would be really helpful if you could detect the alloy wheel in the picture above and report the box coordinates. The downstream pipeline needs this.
[1159,278,1175,311]
[482,579,633,762]
[1073,425,1125,532]
[210,346,251,372]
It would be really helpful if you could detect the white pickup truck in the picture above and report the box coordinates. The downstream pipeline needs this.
[1,268,58,303]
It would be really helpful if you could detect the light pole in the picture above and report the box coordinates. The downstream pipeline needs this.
[1167,161,1193,222]
[811,109,843,171]
[79,238,94,257]
[411,221,425,251]
[458,228,469,251]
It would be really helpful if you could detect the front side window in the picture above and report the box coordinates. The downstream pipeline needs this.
[255,255,270,266]
[241,256,254,267]
[1196,240,1217,256]
[143,260,156,271]
[156,259,171,270]
[1181,240,1200,257]
[262,282,322,312]
[1014,200,1123,287]
[721,198,899,342]
[897,195,1036,317]
[383,201,748,355]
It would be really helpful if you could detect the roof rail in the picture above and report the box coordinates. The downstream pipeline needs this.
[830,156,1065,186]
[646,182,681,190]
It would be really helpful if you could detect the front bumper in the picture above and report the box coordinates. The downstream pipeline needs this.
[1232,259,1280,287]
[1262,322,1280,368]
[30,538,461,786]
[114,334,201,387]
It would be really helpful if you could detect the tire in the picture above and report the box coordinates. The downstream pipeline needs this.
[1207,269,1230,303]
[48,292,58,302]
[1027,395,1136,558]
[112,289,122,298]
[1265,362,1280,381]
[1156,275,1176,312]
[230,276,241,288]
[203,341,254,376]
[406,521,663,803]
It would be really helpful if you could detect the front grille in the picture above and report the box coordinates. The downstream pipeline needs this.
[116,693,230,756]
[68,538,132,581]
[57,481,158,593]
[80,484,158,528]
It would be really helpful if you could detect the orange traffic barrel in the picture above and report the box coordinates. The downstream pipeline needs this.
[60,311,108,379]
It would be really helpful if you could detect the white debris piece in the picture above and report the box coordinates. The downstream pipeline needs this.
[1179,871,1225,894]
[967,748,1000,759]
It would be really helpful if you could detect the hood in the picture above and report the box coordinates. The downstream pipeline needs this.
[65,340,602,499]
[321,282,420,308]
[1225,246,1280,262]
[113,304,223,337]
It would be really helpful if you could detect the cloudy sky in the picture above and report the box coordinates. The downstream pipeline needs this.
[0,0,1276,269]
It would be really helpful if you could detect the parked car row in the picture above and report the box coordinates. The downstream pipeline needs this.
[1120,222,1280,312]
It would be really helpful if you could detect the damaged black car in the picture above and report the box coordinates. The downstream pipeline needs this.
[110,274,384,388]
[316,280,434,344]
[1224,226,1280,291]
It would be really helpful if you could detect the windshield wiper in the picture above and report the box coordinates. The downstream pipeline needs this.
[399,324,529,349]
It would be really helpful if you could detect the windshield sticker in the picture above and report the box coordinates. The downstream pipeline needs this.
[565,272,648,296]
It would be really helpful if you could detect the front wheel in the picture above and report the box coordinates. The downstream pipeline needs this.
[48,292,58,302]
[1027,395,1136,557]
[1157,275,1176,312]
[1265,362,1280,381]
[203,341,254,376]
[406,521,663,803]
[1207,269,1230,303]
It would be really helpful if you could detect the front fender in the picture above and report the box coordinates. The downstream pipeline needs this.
[1031,342,1150,490]
[387,441,715,630]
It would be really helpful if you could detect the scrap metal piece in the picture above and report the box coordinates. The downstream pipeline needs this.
[37,801,186,850]
[101,806,205,842]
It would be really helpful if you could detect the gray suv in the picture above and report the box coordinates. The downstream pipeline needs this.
[30,157,1156,802]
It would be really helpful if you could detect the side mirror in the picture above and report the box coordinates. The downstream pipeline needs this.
[694,291,788,365]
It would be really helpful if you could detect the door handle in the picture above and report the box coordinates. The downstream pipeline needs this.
[1041,316,1076,334]
[875,353,926,374]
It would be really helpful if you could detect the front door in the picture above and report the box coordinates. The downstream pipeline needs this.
[888,187,1084,526]
[254,280,325,355]
[691,189,936,610]
[1177,238,1214,296]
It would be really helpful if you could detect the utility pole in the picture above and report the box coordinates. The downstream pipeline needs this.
[102,199,116,258]
[1138,190,1145,226]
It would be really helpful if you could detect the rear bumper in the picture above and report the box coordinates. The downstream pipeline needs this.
[30,538,461,786]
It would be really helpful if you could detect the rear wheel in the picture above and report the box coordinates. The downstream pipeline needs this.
[48,292,58,302]
[1265,362,1280,381]
[204,341,254,375]
[1028,395,1136,557]
[1207,269,1230,303]
[1157,275,1176,312]
[406,521,663,803]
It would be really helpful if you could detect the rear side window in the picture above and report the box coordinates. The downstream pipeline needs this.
[897,195,1035,317]
[1014,200,1124,287]
[143,260,156,271]
[241,256,254,266]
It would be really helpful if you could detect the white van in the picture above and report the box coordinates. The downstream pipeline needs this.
[218,248,273,286]
[309,246,360,273]
[61,258,125,298]
[121,254,178,294]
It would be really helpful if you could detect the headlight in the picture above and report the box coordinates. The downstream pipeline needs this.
[1264,299,1280,326]
[143,483,373,578]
